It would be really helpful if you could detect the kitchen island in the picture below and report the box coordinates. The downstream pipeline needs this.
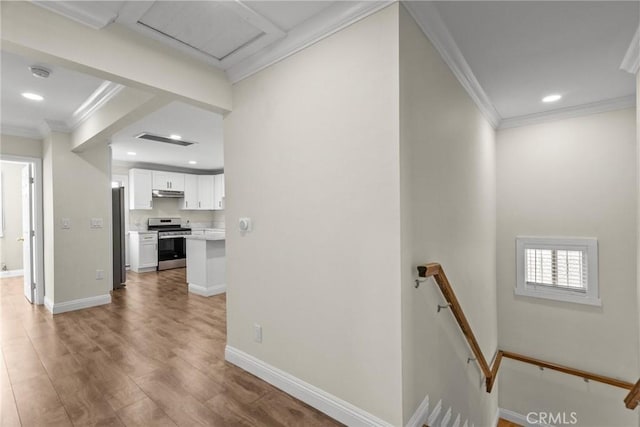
[185,231,225,296]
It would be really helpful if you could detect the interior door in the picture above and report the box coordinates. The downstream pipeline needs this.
[21,164,34,303]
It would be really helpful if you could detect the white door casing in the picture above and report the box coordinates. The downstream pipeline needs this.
[21,164,34,303]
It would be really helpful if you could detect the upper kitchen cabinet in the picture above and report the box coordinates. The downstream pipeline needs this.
[198,175,215,210]
[181,174,199,210]
[152,171,185,192]
[129,169,153,210]
[213,174,225,210]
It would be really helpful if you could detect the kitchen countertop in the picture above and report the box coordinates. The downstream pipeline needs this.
[185,234,225,241]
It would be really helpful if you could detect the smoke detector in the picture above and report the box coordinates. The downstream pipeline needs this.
[29,65,51,79]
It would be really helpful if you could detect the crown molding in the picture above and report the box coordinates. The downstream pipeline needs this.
[0,124,42,140]
[402,1,501,129]
[620,26,639,74]
[68,81,125,130]
[31,1,118,30]
[226,1,395,83]
[498,95,636,130]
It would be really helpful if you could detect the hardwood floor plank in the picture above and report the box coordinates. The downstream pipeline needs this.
[115,397,176,427]
[0,272,343,427]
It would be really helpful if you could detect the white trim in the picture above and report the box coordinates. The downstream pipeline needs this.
[68,82,125,130]
[188,283,226,297]
[440,407,452,427]
[515,236,601,307]
[428,399,443,427]
[0,270,24,278]
[0,155,44,305]
[31,1,117,30]
[401,1,501,128]
[499,95,636,129]
[499,408,553,427]
[620,26,640,74]
[405,395,429,427]
[0,125,42,140]
[44,293,111,314]
[224,345,395,427]
[226,1,394,83]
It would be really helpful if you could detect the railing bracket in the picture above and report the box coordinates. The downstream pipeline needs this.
[437,303,452,313]
[467,357,476,364]
[415,278,427,288]
[584,378,589,383]
[539,366,544,371]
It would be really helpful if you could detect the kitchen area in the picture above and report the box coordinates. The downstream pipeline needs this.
[110,101,227,297]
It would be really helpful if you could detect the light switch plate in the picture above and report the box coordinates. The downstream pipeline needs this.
[61,218,71,229]
[90,218,104,228]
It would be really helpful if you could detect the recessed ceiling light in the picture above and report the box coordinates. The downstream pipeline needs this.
[188,161,197,165]
[169,134,182,140]
[127,152,137,156]
[22,92,44,101]
[542,94,562,103]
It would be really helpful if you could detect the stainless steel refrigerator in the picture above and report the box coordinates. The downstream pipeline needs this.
[112,187,126,289]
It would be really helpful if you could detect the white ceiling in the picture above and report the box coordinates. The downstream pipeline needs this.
[433,1,639,120]
[3,0,638,154]
[0,50,104,134]
[110,101,224,171]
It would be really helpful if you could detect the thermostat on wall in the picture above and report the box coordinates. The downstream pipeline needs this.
[239,217,252,232]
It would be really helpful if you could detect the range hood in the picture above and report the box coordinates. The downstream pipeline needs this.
[152,189,184,198]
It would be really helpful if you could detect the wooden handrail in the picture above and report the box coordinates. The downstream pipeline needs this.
[417,262,639,409]
[419,263,492,380]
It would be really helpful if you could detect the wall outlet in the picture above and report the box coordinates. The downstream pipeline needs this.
[96,270,104,280]
[253,323,262,343]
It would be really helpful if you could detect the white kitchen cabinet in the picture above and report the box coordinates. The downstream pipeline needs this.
[129,169,152,210]
[129,232,158,272]
[152,171,184,191]
[198,175,215,210]
[213,174,225,210]
[181,174,199,210]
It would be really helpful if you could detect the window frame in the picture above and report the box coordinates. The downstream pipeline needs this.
[515,236,600,306]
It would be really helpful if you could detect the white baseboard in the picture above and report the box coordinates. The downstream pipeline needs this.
[406,395,430,427]
[499,408,552,427]
[188,283,226,297]
[44,294,111,314]
[0,269,24,278]
[225,345,394,427]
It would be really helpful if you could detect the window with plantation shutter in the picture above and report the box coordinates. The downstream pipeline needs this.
[516,237,600,306]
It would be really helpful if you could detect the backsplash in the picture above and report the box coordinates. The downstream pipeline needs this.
[129,198,225,231]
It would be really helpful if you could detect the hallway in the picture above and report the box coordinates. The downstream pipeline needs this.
[0,271,341,426]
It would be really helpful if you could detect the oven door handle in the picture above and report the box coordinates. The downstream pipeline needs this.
[158,235,188,239]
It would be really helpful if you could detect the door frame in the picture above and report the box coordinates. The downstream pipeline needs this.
[0,155,44,305]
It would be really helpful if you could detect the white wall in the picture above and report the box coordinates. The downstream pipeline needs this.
[496,108,639,426]
[43,131,112,304]
[399,6,498,425]
[0,162,24,271]
[0,134,42,158]
[224,4,403,425]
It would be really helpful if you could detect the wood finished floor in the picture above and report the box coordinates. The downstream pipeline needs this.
[0,270,343,427]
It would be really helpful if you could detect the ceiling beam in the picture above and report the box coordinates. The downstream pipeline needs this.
[1,1,232,115]
[71,87,170,152]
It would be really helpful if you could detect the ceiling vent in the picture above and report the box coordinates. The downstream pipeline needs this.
[135,132,196,147]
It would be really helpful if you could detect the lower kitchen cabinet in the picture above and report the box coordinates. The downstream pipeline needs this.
[129,231,158,272]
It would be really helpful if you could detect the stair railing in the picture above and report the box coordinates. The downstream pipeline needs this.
[417,262,638,409]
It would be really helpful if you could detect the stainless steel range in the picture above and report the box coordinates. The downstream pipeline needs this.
[148,218,191,271]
